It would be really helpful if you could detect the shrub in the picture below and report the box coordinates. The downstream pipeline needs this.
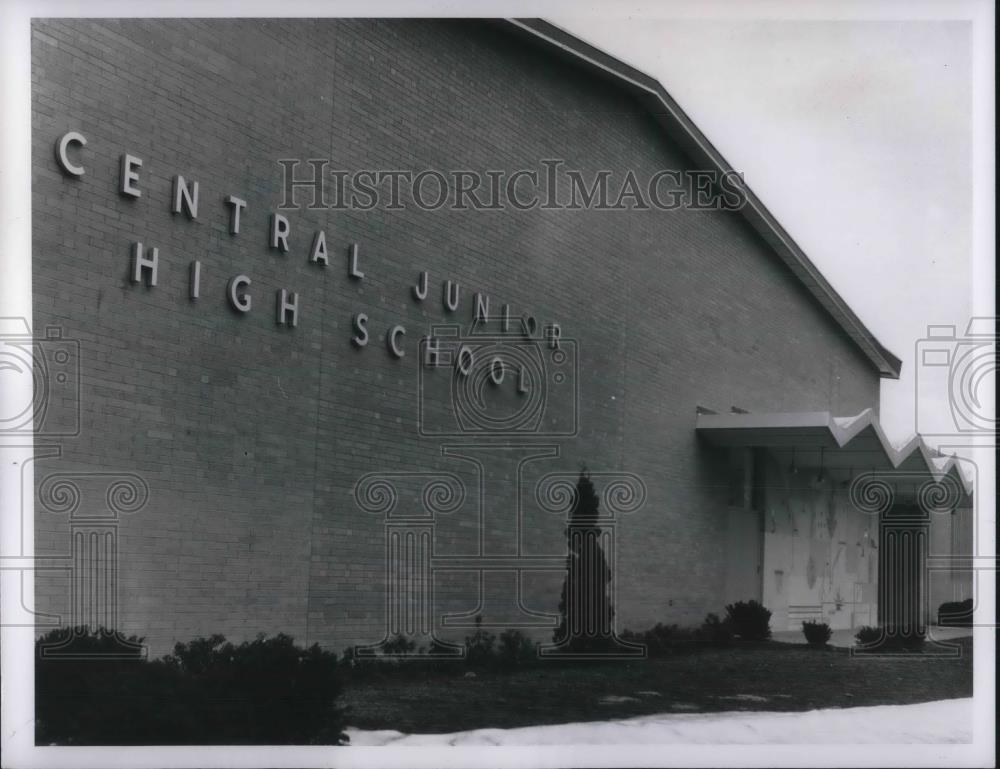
[464,616,497,668]
[643,622,677,650]
[724,600,772,642]
[622,623,700,656]
[36,627,162,745]
[854,625,926,652]
[895,631,926,650]
[497,629,536,667]
[164,632,347,744]
[801,620,832,648]
[428,638,462,656]
[381,633,417,656]
[36,627,348,745]
[938,598,973,627]
[696,613,733,647]
[36,625,146,661]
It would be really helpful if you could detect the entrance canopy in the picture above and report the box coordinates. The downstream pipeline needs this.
[696,408,974,498]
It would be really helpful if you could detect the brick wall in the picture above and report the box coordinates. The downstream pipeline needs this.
[31,19,881,655]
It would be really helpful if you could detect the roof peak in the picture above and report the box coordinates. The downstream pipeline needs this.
[501,18,902,379]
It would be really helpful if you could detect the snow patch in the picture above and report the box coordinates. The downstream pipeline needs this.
[719,694,770,702]
[599,695,640,705]
[345,698,973,746]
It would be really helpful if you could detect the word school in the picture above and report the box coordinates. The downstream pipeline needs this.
[54,131,563,359]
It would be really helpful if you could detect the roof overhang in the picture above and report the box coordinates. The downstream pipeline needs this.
[696,408,974,498]
[500,19,902,380]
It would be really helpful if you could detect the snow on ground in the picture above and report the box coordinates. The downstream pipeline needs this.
[345,698,973,746]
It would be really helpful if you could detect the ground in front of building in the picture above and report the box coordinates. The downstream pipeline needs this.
[340,636,972,734]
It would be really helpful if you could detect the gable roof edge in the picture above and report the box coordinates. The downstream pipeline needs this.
[501,18,902,380]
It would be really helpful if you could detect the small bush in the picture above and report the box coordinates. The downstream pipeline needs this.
[938,598,973,627]
[497,629,536,667]
[464,616,497,668]
[36,627,347,745]
[696,613,733,647]
[622,623,702,656]
[724,600,772,642]
[428,638,462,656]
[381,633,417,656]
[854,625,882,646]
[882,627,926,651]
[854,625,926,652]
[895,631,926,650]
[340,644,382,672]
[622,623,668,656]
[801,620,832,648]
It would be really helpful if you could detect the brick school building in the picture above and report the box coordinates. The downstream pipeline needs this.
[29,18,971,655]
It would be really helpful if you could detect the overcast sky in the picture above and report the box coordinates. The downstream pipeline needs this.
[555,16,975,448]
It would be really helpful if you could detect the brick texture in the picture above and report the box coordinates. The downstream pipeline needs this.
[31,19,881,655]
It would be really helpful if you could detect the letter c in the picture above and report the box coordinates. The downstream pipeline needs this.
[388,325,406,358]
[55,131,87,177]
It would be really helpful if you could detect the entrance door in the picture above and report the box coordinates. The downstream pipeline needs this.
[724,505,763,606]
